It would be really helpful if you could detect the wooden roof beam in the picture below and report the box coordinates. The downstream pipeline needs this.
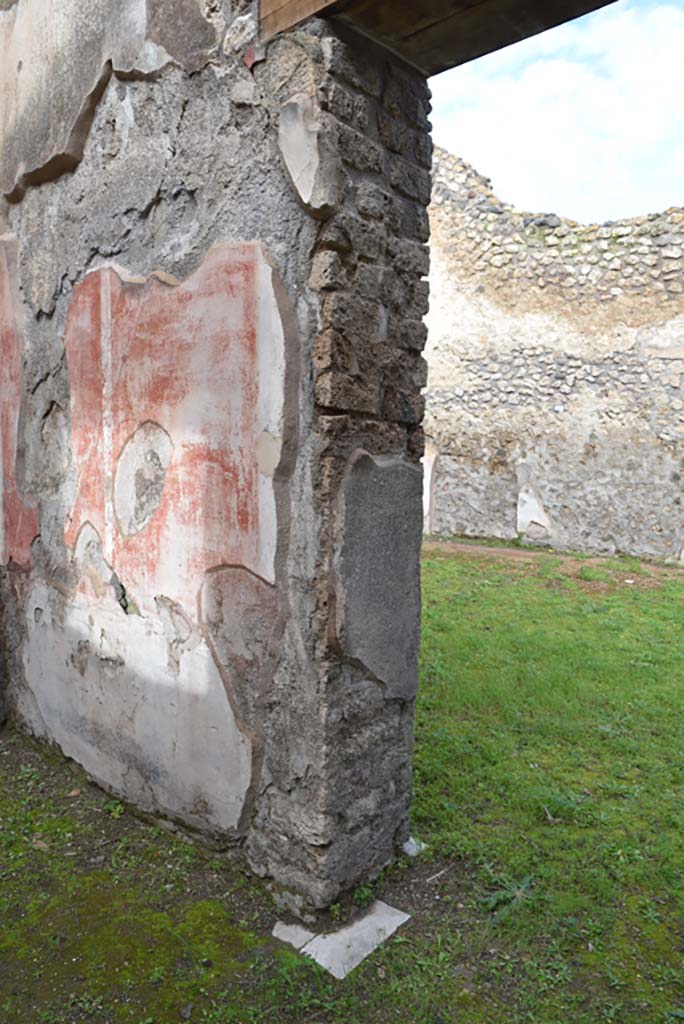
[259,0,618,77]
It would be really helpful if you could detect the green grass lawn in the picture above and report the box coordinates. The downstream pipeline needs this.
[2,544,684,1023]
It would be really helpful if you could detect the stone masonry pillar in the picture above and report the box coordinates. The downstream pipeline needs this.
[247,26,431,911]
[0,2,431,914]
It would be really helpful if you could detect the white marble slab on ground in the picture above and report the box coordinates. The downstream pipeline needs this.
[272,921,316,949]
[301,901,410,979]
[272,901,410,980]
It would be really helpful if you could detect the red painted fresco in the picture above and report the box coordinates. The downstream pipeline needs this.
[65,244,278,615]
[0,241,38,565]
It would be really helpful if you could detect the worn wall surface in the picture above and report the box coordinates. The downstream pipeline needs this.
[426,148,684,559]
[0,0,431,912]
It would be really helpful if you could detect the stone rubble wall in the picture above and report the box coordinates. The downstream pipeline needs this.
[0,0,431,913]
[426,147,684,559]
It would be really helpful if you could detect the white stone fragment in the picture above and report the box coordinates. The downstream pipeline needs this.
[402,836,428,858]
[300,901,410,980]
[128,39,173,75]
[517,482,553,540]
[222,13,256,54]
[272,921,316,950]
[278,94,342,216]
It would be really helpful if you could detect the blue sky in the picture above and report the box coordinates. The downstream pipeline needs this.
[430,1,684,224]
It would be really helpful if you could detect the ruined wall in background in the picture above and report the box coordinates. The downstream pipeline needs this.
[426,147,684,559]
[0,0,431,912]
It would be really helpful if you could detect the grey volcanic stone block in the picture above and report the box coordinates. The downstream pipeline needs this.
[335,450,423,700]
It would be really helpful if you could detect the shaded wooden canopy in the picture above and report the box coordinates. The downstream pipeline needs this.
[260,0,617,76]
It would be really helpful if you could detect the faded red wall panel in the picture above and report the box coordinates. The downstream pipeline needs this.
[65,244,282,615]
[0,240,38,566]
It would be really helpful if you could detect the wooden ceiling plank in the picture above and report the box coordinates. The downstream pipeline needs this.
[261,0,324,20]
[332,0,485,42]
[336,0,617,75]
[260,0,618,75]
[260,0,336,40]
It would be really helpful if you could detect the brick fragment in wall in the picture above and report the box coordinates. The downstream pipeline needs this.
[388,236,430,278]
[382,72,431,131]
[377,113,433,172]
[315,370,381,415]
[399,273,427,317]
[400,198,432,243]
[309,250,347,291]
[355,182,396,222]
[378,268,407,310]
[389,315,428,351]
[414,131,434,172]
[313,329,357,374]
[382,389,426,425]
[407,425,426,459]
[317,415,412,457]
[332,211,389,259]
[377,110,411,156]
[390,148,434,198]
[345,255,378,292]
[413,279,430,316]
[380,344,427,383]
[316,219,354,255]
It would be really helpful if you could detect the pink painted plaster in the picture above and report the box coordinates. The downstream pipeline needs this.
[65,244,285,615]
[0,240,38,566]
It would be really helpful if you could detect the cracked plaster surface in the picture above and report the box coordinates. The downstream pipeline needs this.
[0,0,229,200]
[18,242,294,834]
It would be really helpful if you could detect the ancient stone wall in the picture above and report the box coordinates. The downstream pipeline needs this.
[426,147,684,559]
[0,0,430,912]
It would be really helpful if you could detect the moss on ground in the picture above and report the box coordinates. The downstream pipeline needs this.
[1,545,684,1022]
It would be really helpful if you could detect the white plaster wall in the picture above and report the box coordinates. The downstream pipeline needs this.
[0,0,153,197]
[21,580,252,831]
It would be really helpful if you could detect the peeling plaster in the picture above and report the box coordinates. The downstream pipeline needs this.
[14,241,296,835]
[0,0,216,200]
[64,244,287,613]
[0,236,38,564]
